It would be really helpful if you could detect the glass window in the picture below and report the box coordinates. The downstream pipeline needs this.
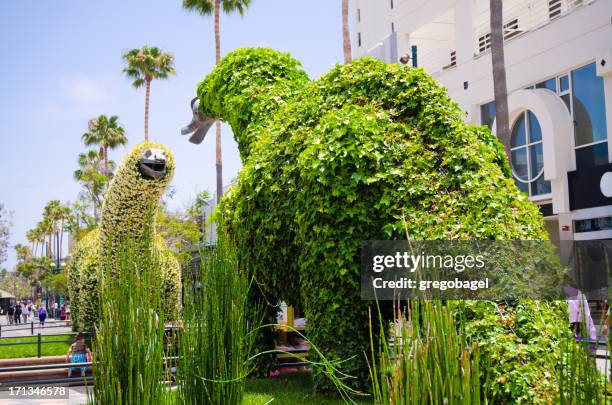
[510,111,551,197]
[571,63,607,146]
[575,217,612,233]
[576,142,609,170]
[561,93,571,113]
[559,75,569,92]
[512,148,529,180]
[536,78,556,92]
[528,111,542,142]
[480,101,496,130]
[511,114,526,148]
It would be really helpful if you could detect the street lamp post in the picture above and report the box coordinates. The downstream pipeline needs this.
[54,230,62,319]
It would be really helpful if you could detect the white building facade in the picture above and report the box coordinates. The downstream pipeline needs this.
[353,0,612,244]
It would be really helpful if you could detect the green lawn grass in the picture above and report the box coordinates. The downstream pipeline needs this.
[243,374,371,405]
[0,334,77,359]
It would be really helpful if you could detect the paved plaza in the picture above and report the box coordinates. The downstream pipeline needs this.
[0,318,73,338]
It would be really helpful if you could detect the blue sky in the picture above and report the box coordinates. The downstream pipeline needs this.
[0,0,348,269]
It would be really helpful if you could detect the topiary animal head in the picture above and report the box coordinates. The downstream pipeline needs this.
[100,142,175,241]
[183,48,309,159]
[114,142,175,191]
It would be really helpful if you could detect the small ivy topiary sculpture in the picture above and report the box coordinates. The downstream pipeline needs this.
[185,48,567,399]
[67,142,181,331]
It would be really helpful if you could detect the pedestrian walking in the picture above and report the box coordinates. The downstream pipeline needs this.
[7,305,14,325]
[38,306,47,328]
[22,303,29,323]
[14,304,21,324]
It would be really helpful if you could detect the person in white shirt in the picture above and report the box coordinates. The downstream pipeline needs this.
[21,304,29,324]
[565,285,597,341]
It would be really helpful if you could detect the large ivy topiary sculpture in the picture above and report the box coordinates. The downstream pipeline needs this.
[67,142,181,331]
[185,48,567,398]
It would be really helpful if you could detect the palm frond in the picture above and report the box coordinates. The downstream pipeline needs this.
[182,0,214,15]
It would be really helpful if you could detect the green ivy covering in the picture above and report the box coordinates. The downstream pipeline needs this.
[195,48,564,396]
[67,142,181,331]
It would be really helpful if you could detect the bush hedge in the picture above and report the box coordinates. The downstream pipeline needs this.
[196,48,565,396]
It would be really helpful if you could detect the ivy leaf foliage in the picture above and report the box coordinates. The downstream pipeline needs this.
[197,48,560,394]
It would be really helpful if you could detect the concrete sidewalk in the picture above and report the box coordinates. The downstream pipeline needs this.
[0,319,73,338]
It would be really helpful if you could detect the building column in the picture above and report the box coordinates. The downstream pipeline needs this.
[454,0,474,65]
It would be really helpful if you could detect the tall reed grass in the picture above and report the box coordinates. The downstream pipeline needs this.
[557,334,606,404]
[175,236,253,405]
[369,301,487,405]
[90,229,170,405]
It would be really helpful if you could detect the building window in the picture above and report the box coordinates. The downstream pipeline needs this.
[391,22,395,33]
[571,63,608,169]
[522,63,608,171]
[510,111,552,196]
[535,77,556,92]
[480,101,496,130]
[358,32,362,47]
[575,216,612,233]
[390,0,394,9]
[357,8,360,22]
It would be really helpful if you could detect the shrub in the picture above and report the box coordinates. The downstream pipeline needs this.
[194,48,563,393]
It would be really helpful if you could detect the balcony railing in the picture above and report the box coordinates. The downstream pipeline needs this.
[417,46,458,75]
[413,0,590,75]
[473,0,590,56]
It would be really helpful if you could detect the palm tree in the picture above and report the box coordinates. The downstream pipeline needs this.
[82,115,127,185]
[73,150,108,221]
[490,0,511,159]
[182,0,251,203]
[42,200,61,259]
[122,46,176,141]
[342,0,352,64]
[26,229,37,256]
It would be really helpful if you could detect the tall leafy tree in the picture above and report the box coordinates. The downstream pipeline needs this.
[490,0,510,159]
[73,150,113,221]
[82,114,127,184]
[342,0,352,64]
[182,0,251,202]
[0,203,11,267]
[122,46,176,141]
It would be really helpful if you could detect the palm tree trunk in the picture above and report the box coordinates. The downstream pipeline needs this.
[59,219,64,259]
[104,145,110,185]
[144,79,151,142]
[490,0,511,160]
[214,0,223,203]
[342,0,352,64]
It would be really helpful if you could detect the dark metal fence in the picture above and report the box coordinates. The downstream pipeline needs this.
[0,321,72,337]
[0,332,93,358]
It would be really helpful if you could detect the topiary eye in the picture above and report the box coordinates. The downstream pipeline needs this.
[145,150,152,158]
